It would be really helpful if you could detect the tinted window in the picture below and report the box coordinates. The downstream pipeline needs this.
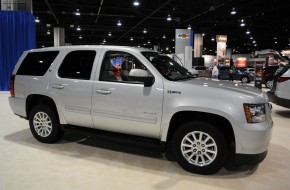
[17,51,59,76]
[100,51,151,83]
[58,51,96,80]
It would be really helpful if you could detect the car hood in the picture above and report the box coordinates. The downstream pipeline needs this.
[182,77,267,100]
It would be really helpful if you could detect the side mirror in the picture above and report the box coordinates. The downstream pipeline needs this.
[129,69,154,87]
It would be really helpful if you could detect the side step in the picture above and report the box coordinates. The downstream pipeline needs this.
[61,125,166,150]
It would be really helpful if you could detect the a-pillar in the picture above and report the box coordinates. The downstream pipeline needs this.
[54,27,65,47]
[194,33,203,58]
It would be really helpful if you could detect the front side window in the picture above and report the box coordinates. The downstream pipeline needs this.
[141,52,194,81]
[100,51,150,83]
[58,50,96,80]
[17,51,59,76]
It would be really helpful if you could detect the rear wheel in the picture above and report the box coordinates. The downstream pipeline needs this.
[29,105,63,143]
[172,121,228,175]
[241,76,249,83]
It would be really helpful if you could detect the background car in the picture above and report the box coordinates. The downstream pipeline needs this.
[262,66,279,88]
[218,66,254,83]
[192,66,211,77]
[244,67,255,74]
[267,65,290,108]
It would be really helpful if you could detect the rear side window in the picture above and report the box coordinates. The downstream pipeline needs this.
[58,50,96,80]
[17,51,59,76]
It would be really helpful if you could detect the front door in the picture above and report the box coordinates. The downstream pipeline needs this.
[91,50,163,138]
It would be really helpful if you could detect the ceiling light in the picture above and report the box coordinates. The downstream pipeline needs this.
[42,45,45,48]
[79,35,82,39]
[130,37,134,41]
[108,32,112,37]
[163,34,166,39]
[35,17,40,23]
[103,39,106,43]
[167,14,172,21]
[77,26,81,31]
[117,20,122,26]
[275,41,278,44]
[172,39,174,41]
[75,9,81,16]
[231,8,236,15]
[138,45,141,47]
[252,41,256,43]
[202,33,205,36]
[70,25,74,28]
[240,19,245,27]
[274,37,277,40]
[148,40,150,44]
[166,47,169,50]
[246,29,250,34]
[211,37,214,41]
[133,0,139,6]
[250,36,253,40]
[254,44,257,46]
[46,24,51,27]
[187,25,191,30]
[143,28,147,34]
[47,30,51,35]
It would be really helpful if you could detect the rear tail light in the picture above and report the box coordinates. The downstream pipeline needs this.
[277,77,290,83]
[10,75,15,97]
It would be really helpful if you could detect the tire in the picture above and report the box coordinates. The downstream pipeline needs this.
[172,121,228,175]
[29,105,63,143]
[265,79,273,89]
[241,76,249,83]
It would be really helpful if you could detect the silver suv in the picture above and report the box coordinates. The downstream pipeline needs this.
[9,46,273,175]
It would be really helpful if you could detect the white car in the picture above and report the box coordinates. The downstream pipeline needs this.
[9,46,272,175]
[268,65,290,108]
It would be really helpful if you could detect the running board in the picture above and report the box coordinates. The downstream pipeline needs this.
[61,125,166,150]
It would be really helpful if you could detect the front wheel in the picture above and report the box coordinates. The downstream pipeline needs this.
[29,105,63,143]
[172,121,228,175]
[265,79,273,89]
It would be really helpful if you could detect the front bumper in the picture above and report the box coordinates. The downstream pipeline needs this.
[234,151,267,165]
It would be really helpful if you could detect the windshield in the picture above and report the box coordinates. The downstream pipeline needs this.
[141,52,195,81]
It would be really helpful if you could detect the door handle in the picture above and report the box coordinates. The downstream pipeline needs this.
[52,84,64,89]
[96,89,111,95]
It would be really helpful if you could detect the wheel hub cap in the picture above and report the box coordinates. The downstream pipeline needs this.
[33,112,52,137]
[181,131,218,167]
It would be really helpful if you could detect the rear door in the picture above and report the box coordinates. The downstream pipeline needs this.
[49,49,100,128]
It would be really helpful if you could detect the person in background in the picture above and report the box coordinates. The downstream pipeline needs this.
[212,65,219,79]
[229,66,234,81]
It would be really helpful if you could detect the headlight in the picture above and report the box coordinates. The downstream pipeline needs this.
[243,104,266,123]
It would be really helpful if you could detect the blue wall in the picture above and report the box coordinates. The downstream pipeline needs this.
[0,11,36,91]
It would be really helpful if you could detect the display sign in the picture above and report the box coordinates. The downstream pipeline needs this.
[236,57,247,67]
[216,35,227,61]
[254,61,265,89]
[177,33,190,39]
[216,35,227,43]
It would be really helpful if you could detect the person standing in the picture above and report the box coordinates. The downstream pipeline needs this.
[212,65,219,79]
[229,66,234,81]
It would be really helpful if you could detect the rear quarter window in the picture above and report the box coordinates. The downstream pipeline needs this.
[17,51,59,76]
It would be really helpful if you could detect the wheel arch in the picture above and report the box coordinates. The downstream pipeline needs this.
[26,94,66,124]
[164,111,235,150]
